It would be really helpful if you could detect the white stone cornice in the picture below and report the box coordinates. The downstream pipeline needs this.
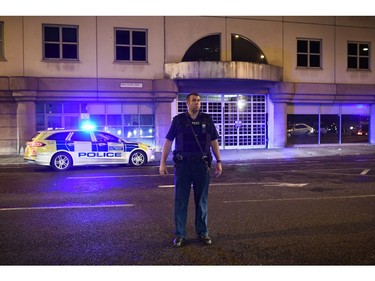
[164,61,283,81]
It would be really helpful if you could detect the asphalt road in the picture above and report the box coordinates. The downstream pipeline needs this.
[0,155,374,267]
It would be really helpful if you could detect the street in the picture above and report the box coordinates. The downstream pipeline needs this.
[0,155,374,266]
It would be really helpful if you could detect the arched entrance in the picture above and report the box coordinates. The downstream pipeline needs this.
[177,93,267,149]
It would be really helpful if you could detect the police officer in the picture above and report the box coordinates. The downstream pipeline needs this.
[159,92,222,247]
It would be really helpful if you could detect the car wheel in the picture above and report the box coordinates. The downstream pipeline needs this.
[51,152,72,171]
[129,150,147,166]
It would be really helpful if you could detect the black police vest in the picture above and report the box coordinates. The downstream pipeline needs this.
[175,113,211,154]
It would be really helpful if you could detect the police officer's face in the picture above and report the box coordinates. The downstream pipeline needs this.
[187,95,201,113]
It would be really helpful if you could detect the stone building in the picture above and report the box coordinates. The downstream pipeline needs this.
[1,16,375,154]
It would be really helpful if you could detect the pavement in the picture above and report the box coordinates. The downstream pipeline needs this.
[2,144,375,166]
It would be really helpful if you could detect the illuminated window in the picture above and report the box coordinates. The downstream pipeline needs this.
[43,24,79,60]
[36,102,155,145]
[90,115,106,127]
[178,94,267,149]
[287,105,370,145]
[36,102,87,131]
[297,39,321,68]
[115,28,147,62]
[348,42,370,70]
[232,34,268,64]
[182,34,220,61]
[0,22,4,60]
[123,114,154,139]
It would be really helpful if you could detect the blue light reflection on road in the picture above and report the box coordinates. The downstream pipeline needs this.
[44,201,132,209]
[40,201,135,225]
[49,174,129,193]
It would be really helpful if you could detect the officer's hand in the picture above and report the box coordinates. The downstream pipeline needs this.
[214,162,222,178]
[159,163,168,176]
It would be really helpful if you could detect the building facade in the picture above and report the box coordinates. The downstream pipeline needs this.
[1,16,375,154]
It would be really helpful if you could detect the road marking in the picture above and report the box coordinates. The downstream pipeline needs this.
[264,183,309,187]
[159,185,175,188]
[226,160,321,166]
[158,182,309,188]
[67,174,172,180]
[360,169,371,175]
[290,168,375,177]
[223,194,375,204]
[0,204,134,212]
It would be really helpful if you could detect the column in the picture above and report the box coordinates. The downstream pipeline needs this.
[272,102,287,148]
[370,104,375,145]
[13,92,37,155]
[152,79,178,151]
[154,101,173,151]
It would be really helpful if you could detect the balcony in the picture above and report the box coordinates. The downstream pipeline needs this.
[164,61,282,82]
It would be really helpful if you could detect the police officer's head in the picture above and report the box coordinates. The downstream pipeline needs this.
[186,92,201,113]
[186,92,200,101]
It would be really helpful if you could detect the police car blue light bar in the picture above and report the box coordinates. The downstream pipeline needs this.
[80,121,96,131]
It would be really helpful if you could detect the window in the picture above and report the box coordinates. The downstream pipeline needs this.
[46,132,70,141]
[70,131,92,142]
[123,114,154,139]
[0,22,4,60]
[182,34,220,62]
[36,102,155,145]
[36,102,88,131]
[93,132,121,143]
[178,94,267,149]
[232,34,268,64]
[115,28,147,62]
[297,39,321,68]
[342,114,369,143]
[287,105,370,145]
[287,114,319,145]
[47,116,62,129]
[43,25,79,60]
[347,42,370,70]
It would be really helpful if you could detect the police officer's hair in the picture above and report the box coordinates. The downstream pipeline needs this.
[186,92,200,101]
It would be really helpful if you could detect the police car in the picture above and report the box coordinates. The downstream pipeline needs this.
[24,129,155,171]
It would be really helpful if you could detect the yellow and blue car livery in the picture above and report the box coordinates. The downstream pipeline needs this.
[24,129,155,171]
